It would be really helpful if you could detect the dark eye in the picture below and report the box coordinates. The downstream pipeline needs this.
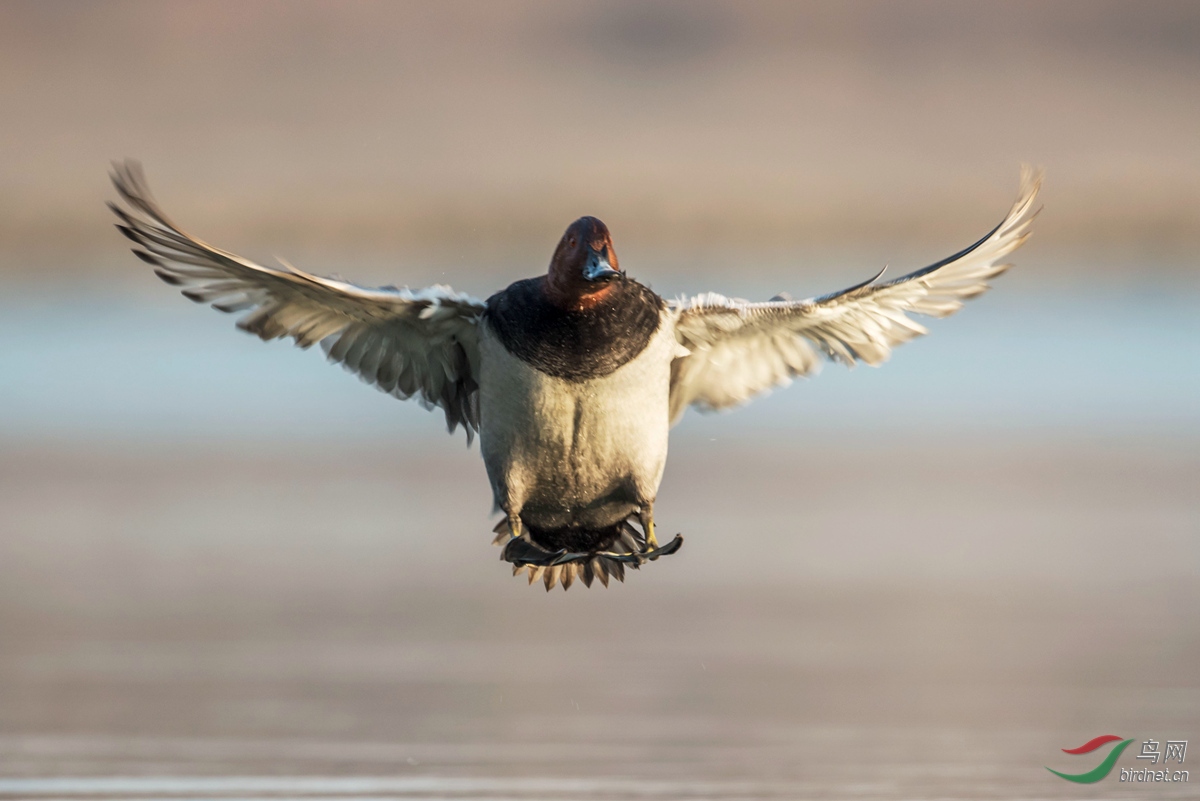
[568,237,577,248]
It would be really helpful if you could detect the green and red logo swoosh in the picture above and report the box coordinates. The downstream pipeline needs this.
[1046,735,1135,783]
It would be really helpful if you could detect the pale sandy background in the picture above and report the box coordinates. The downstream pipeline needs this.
[1,2,1198,799]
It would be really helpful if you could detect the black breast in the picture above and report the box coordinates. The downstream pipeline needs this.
[484,277,664,382]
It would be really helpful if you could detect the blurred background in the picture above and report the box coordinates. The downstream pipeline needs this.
[1,2,1197,799]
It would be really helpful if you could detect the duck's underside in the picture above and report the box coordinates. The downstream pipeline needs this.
[494,517,683,591]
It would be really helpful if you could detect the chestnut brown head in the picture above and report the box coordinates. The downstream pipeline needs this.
[545,216,624,309]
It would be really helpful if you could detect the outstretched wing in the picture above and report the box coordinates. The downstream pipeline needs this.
[109,161,487,441]
[668,167,1042,424]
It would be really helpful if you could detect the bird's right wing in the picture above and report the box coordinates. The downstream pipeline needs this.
[109,160,487,441]
[668,167,1042,424]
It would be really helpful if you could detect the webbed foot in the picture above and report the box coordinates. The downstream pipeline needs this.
[500,515,683,591]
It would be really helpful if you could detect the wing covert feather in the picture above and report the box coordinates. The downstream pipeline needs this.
[668,167,1042,423]
[109,161,487,440]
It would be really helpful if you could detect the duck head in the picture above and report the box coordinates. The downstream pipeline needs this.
[545,216,625,310]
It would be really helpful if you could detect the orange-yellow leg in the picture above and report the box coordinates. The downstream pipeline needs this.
[638,508,659,551]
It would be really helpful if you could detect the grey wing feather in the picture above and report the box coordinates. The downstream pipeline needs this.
[668,166,1042,424]
[109,160,487,441]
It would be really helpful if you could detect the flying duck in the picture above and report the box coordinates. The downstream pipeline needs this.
[109,162,1041,591]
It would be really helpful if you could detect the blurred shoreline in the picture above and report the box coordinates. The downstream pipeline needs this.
[4,1,1200,279]
[4,180,1199,278]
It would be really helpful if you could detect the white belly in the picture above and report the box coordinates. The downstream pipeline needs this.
[477,319,677,530]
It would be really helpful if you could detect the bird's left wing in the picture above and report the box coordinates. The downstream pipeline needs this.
[668,167,1042,424]
[109,161,488,441]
